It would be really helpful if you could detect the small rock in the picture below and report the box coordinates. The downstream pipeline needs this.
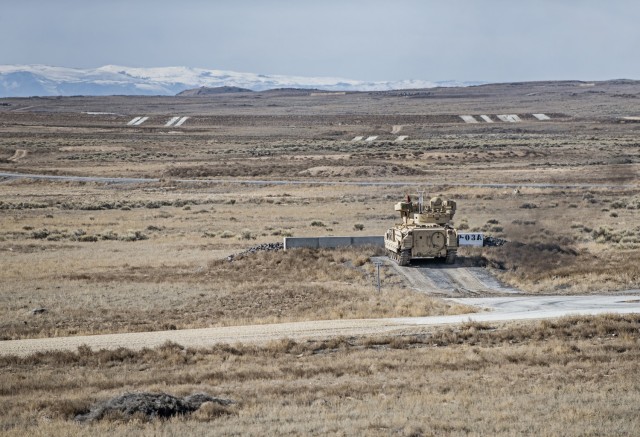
[484,236,507,247]
[31,307,47,315]
[226,242,284,262]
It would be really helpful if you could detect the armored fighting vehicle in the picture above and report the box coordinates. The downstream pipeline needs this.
[384,194,458,265]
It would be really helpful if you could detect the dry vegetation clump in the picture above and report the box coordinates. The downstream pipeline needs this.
[2,315,640,435]
[0,198,211,211]
[29,228,148,242]
[464,241,640,293]
[165,159,425,179]
[457,208,640,293]
[591,225,640,248]
[165,162,300,178]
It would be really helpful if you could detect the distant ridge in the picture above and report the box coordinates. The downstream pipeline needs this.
[177,86,254,96]
[0,64,482,97]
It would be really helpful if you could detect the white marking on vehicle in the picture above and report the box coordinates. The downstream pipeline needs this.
[352,136,364,142]
[127,116,142,125]
[165,116,180,127]
[174,116,189,126]
[365,136,378,141]
[460,115,478,123]
[532,113,550,120]
[395,135,408,142]
[458,233,484,247]
[480,115,494,123]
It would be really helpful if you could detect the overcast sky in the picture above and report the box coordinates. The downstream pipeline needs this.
[1,0,638,83]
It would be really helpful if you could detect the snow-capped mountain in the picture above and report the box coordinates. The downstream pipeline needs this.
[0,65,481,97]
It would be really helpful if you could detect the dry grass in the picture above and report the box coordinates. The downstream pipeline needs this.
[1,86,640,435]
[1,179,639,340]
[1,315,639,435]
[0,240,466,339]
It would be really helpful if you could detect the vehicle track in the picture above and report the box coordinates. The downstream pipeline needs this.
[377,256,520,296]
[7,149,27,162]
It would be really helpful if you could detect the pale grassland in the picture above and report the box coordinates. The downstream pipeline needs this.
[1,179,640,339]
[1,315,639,436]
[0,186,472,339]
[1,86,640,435]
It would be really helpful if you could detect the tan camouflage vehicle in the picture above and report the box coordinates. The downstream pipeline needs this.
[384,194,458,265]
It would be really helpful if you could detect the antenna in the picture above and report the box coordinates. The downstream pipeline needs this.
[418,191,424,213]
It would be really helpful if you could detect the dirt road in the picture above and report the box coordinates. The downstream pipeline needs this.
[377,257,520,296]
[1,294,639,357]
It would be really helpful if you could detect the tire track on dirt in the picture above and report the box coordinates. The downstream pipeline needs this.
[7,149,27,162]
[378,256,519,296]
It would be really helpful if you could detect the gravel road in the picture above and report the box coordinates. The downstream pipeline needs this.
[2,294,639,357]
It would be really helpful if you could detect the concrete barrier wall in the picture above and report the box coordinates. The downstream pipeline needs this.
[284,236,384,250]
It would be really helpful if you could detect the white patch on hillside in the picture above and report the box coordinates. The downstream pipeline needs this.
[174,116,189,126]
[165,117,180,127]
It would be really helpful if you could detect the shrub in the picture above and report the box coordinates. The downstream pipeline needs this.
[220,231,235,239]
[310,221,325,227]
[353,223,365,231]
[611,200,627,209]
[99,230,119,241]
[120,231,148,242]
[238,229,256,240]
[520,203,537,209]
[513,219,537,226]
[32,229,50,239]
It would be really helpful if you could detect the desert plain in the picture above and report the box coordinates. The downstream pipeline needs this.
[1,80,639,435]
